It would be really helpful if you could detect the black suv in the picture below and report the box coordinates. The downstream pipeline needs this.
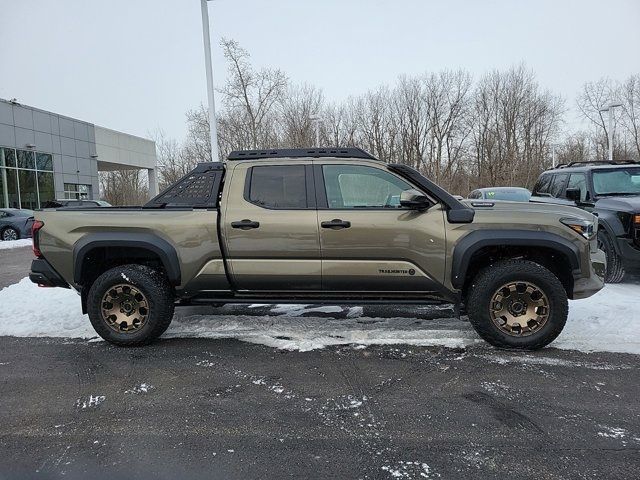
[530,160,640,282]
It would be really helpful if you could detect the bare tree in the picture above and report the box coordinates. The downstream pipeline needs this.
[620,74,640,159]
[152,129,194,190]
[100,170,149,206]
[278,84,324,147]
[220,38,287,149]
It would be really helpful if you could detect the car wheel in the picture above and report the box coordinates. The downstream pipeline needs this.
[1,227,19,241]
[597,230,625,283]
[466,259,568,350]
[87,264,175,346]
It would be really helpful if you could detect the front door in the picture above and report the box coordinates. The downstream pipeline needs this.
[315,162,446,292]
[222,161,321,291]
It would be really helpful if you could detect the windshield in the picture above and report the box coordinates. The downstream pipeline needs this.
[592,167,640,195]
[483,189,531,201]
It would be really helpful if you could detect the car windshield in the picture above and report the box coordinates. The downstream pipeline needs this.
[15,209,34,216]
[592,167,640,196]
[483,189,531,201]
[96,200,112,207]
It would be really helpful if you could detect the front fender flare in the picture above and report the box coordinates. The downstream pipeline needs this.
[451,229,581,289]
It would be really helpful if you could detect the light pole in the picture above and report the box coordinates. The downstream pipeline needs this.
[200,0,220,162]
[309,115,323,147]
[599,102,623,161]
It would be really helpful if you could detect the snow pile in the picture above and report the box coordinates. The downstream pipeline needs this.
[0,277,639,354]
[0,239,32,250]
[555,282,640,354]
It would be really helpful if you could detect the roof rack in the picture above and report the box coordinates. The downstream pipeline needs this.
[227,147,378,161]
[553,160,639,169]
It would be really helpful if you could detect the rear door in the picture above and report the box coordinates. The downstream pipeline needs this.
[221,161,321,291]
[315,161,446,292]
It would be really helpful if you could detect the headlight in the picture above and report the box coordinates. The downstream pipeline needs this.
[560,217,595,240]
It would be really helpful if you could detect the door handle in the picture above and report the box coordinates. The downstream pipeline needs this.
[231,219,260,230]
[321,219,351,229]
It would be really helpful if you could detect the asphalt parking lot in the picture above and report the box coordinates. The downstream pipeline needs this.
[1,246,639,479]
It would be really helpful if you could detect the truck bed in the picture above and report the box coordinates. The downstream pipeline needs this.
[36,208,230,293]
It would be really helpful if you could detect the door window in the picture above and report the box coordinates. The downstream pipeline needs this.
[567,173,588,201]
[549,174,568,197]
[247,165,308,209]
[533,174,553,196]
[322,165,412,209]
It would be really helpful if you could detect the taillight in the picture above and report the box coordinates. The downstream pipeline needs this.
[634,214,640,225]
[32,220,44,258]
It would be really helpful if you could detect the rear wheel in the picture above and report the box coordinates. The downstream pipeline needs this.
[87,264,174,346]
[1,227,19,241]
[466,259,568,350]
[597,230,625,283]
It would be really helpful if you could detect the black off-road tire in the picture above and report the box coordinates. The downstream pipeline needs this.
[466,259,568,350]
[598,230,625,283]
[87,264,175,346]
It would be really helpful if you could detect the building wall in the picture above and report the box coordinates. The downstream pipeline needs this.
[0,99,99,202]
[0,98,157,207]
[94,126,156,171]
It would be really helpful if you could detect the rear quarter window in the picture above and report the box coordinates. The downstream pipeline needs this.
[533,174,553,196]
[247,165,308,209]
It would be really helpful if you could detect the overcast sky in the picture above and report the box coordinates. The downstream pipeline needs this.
[1,0,639,141]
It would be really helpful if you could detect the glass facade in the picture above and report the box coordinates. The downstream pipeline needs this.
[0,147,55,209]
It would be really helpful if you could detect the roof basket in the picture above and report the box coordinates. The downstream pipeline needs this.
[553,159,639,169]
[227,147,378,161]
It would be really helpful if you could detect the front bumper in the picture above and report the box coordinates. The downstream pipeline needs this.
[572,248,606,300]
[29,258,70,289]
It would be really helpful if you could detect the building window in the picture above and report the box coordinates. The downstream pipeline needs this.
[64,183,92,200]
[0,147,54,209]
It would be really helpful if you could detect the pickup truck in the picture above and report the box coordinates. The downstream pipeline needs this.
[531,160,640,283]
[29,148,606,350]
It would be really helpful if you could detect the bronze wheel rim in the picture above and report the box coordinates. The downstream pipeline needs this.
[101,284,149,333]
[489,281,550,337]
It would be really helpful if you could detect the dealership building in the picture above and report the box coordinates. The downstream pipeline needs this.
[0,98,158,209]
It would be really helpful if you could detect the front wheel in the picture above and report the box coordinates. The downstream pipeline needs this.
[597,230,625,283]
[466,259,568,350]
[87,264,175,346]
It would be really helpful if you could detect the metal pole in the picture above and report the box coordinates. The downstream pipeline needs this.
[310,115,322,147]
[200,0,220,162]
[607,107,614,161]
[551,144,556,168]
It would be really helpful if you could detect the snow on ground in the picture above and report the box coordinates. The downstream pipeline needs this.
[0,277,639,354]
[0,239,32,250]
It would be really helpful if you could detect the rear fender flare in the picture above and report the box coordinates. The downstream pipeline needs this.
[72,232,181,286]
[451,230,581,289]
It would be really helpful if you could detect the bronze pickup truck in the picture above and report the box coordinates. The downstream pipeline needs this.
[29,148,605,349]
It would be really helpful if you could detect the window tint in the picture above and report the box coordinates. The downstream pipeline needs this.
[248,165,307,209]
[468,190,481,199]
[567,173,588,201]
[322,165,412,208]
[549,174,568,197]
[533,174,552,195]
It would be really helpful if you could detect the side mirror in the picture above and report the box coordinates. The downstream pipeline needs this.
[400,189,432,209]
[565,188,581,203]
